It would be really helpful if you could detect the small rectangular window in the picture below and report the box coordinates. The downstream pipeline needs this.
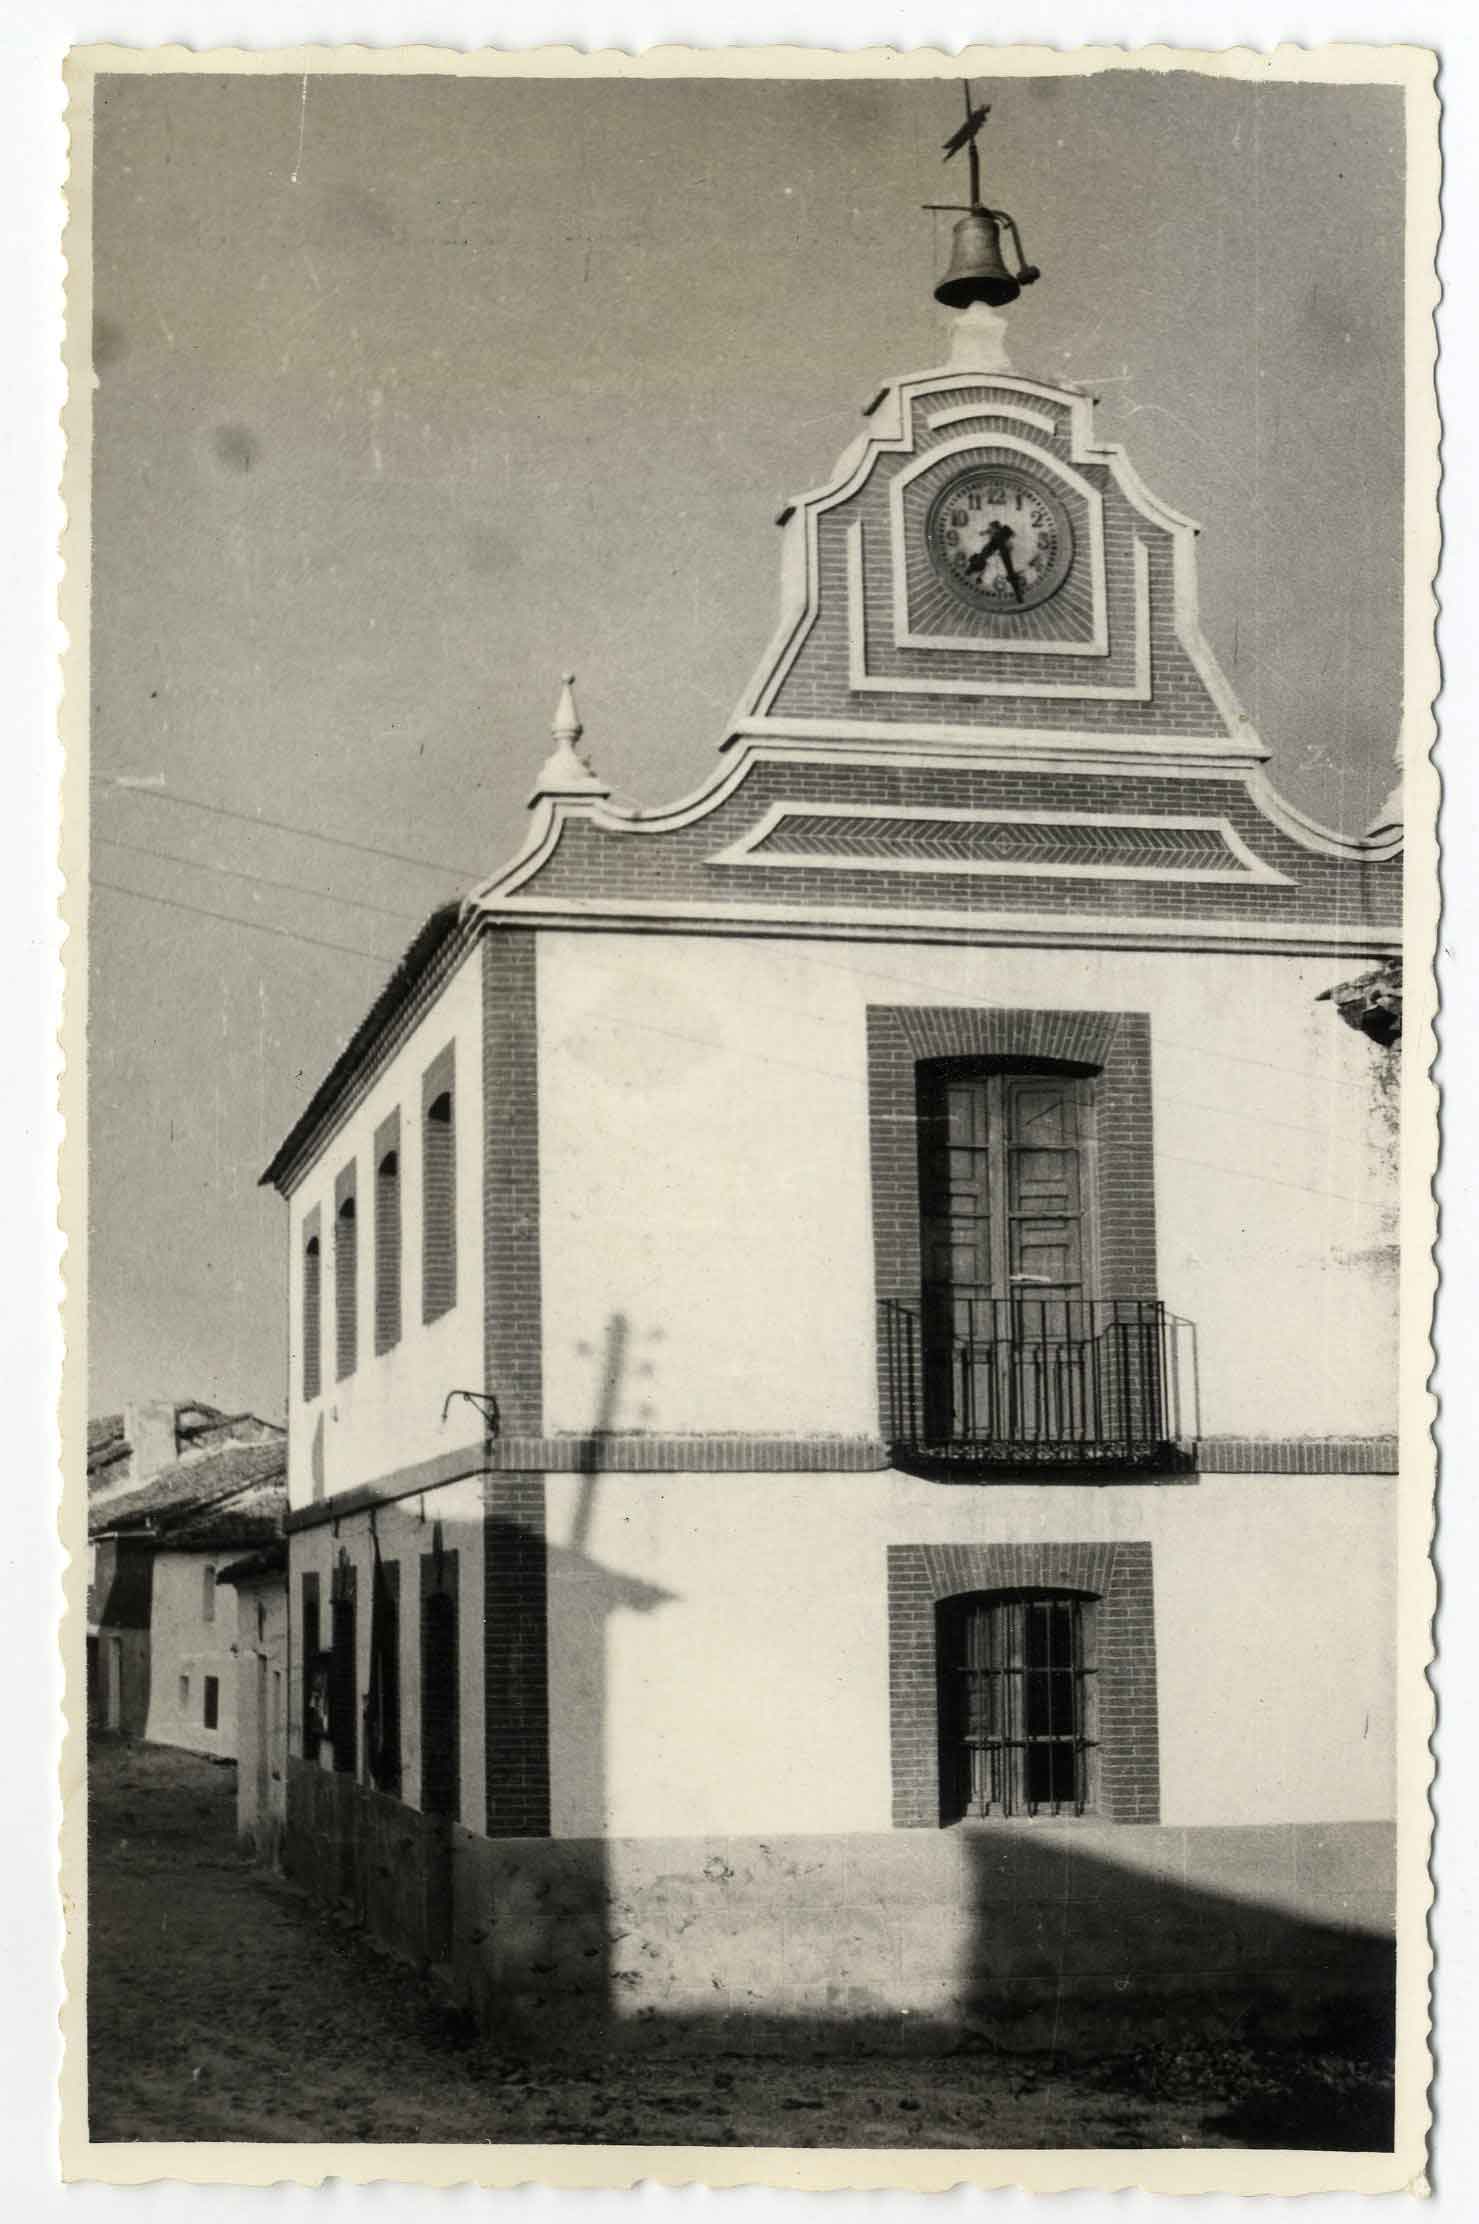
[374,1109,403,1355]
[302,1208,322,1402]
[203,1675,220,1731]
[335,1162,358,1380]
[202,1564,216,1623]
[178,1673,189,1710]
[422,1045,457,1324]
[938,1589,1097,1821]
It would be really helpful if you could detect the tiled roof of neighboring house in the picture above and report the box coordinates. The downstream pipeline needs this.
[166,1478,288,1552]
[1318,957,1403,1048]
[260,898,468,1194]
[216,1540,288,1586]
[88,1433,287,1539]
[86,1399,242,1489]
[88,1413,125,1459]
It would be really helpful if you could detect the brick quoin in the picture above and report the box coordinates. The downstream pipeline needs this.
[886,1539,1160,1828]
[483,929,542,1438]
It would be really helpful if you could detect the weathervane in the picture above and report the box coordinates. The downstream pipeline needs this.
[925,81,1041,309]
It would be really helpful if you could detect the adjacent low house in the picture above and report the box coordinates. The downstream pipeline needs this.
[87,1409,287,1757]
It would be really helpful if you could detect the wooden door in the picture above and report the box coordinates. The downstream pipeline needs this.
[919,1067,1091,1443]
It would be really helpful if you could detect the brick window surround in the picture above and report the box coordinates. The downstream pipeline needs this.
[866,1005,1157,1437]
[887,1539,1160,1826]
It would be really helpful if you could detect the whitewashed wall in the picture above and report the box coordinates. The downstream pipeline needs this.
[231,1574,289,1844]
[544,1468,1395,1840]
[285,946,486,1509]
[536,932,1398,1444]
[143,1550,239,1757]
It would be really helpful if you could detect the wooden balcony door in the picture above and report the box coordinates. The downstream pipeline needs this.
[918,1066,1094,1444]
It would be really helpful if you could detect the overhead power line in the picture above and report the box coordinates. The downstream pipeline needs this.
[93,878,396,964]
[97,780,484,881]
[97,834,425,923]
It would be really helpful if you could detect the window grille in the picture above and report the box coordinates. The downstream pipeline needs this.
[302,1222,322,1402]
[938,1588,1097,1820]
[374,1112,403,1356]
[422,1045,457,1324]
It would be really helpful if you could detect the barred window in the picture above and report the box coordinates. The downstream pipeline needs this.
[422,1045,457,1324]
[937,1588,1097,1820]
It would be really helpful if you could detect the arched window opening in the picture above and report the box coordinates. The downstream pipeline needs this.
[335,1182,358,1381]
[302,1227,322,1403]
[422,1052,457,1323]
[374,1113,402,1355]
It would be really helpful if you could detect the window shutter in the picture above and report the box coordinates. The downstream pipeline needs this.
[301,1572,321,1758]
[422,1044,457,1324]
[329,1557,357,1776]
[302,1211,322,1402]
[335,1162,358,1380]
[374,1109,402,1355]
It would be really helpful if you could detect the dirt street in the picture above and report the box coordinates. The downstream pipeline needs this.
[86,1741,1390,2150]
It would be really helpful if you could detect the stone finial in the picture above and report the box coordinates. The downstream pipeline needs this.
[528,671,611,808]
[552,671,582,746]
[946,302,1012,376]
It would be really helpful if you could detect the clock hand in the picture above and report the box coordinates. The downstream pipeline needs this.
[997,538,1026,603]
[965,521,1012,581]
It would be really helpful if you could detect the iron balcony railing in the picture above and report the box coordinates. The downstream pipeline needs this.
[882,1292,1198,1475]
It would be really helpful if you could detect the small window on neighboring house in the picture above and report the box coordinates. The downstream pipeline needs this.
[422,1046,457,1324]
[178,1673,189,1710]
[203,1675,220,1731]
[302,1212,322,1402]
[937,1589,1097,1821]
[374,1110,402,1356]
[202,1565,216,1623]
[335,1164,358,1380]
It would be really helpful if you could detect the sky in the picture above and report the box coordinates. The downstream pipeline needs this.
[86,65,1406,1423]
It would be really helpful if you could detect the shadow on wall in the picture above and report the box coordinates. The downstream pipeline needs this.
[286,1318,1394,2145]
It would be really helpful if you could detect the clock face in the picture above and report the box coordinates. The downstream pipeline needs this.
[926,466,1075,614]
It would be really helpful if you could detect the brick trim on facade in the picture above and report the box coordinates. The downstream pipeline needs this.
[483,1471,551,1837]
[866,1005,1157,1442]
[483,930,543,1437]
[280,1434,1397,1532]
[887,1538,1160,1827]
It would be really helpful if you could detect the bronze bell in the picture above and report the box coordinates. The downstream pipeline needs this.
[934,209,1026,310]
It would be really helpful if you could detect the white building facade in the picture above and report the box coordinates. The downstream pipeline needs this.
[265,353,1402,2052]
